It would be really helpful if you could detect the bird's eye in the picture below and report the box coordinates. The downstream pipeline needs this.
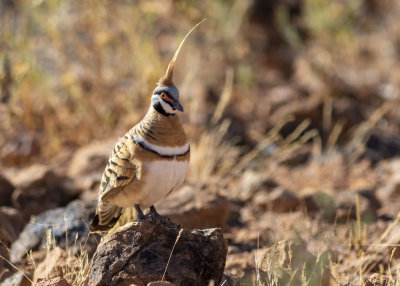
[160,93,167,99]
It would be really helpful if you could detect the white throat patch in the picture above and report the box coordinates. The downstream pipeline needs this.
[160,100,177,115]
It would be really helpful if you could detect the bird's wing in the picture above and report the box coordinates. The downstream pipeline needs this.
[99,135,141,202]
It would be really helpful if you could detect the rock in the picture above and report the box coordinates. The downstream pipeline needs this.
[0,133,40,166]
[302,192,336,221]
[156,185,230,229]
[234,170,279,201]
[89,211,228,286]
[10,200,98,263]
[253,188,300,212]
[34,277,72,286]
[67,141,114,178]
[68,142,114,200]
[0,242,10,281]
[10,164,80,219]
[0,174,14,206]
[0,206,25,245]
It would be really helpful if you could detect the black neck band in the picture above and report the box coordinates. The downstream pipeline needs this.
[153,102,174,117]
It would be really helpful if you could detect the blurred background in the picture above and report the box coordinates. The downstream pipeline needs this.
[1,0,399,170]
[1,0,400,284]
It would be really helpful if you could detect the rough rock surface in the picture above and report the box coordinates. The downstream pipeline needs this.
[10,200,98,262]
[89,211,228,286]
[156,185,230,229]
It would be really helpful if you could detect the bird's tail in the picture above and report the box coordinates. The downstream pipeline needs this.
[89,203,123,233]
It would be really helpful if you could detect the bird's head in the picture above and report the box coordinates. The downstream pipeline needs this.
[151,84,182,116]
[151,19,205,116]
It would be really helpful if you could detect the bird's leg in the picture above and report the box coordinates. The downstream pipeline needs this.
[134,204,145,220]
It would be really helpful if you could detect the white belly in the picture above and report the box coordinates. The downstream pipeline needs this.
[139,159,189,207]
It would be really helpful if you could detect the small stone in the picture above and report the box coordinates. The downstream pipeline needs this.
[89,212,228,286]
[254,188,300,212]
[0,133,40,166]
[235,171,278,201]
[302,192,336,221]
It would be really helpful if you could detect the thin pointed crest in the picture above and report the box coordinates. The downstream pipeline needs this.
[158,18,206,86]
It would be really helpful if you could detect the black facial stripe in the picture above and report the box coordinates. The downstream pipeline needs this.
[153,102,174,117]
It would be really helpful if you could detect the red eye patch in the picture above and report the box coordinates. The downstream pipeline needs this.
[161,93,174,103]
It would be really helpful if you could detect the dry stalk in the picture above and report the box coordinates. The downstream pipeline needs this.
[162,229,184,281]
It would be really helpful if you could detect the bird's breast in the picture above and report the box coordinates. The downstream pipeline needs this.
[140,159,189,207]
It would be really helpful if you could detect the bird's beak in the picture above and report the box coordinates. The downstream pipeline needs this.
[173,99,184,112]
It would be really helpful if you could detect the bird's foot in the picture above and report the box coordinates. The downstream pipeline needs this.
[149,205,160,216]
[134,204,145,221]
[149,205,169,224]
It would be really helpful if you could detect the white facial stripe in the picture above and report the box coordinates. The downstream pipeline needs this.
[160,99,177,114]
[144,139,189,156]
